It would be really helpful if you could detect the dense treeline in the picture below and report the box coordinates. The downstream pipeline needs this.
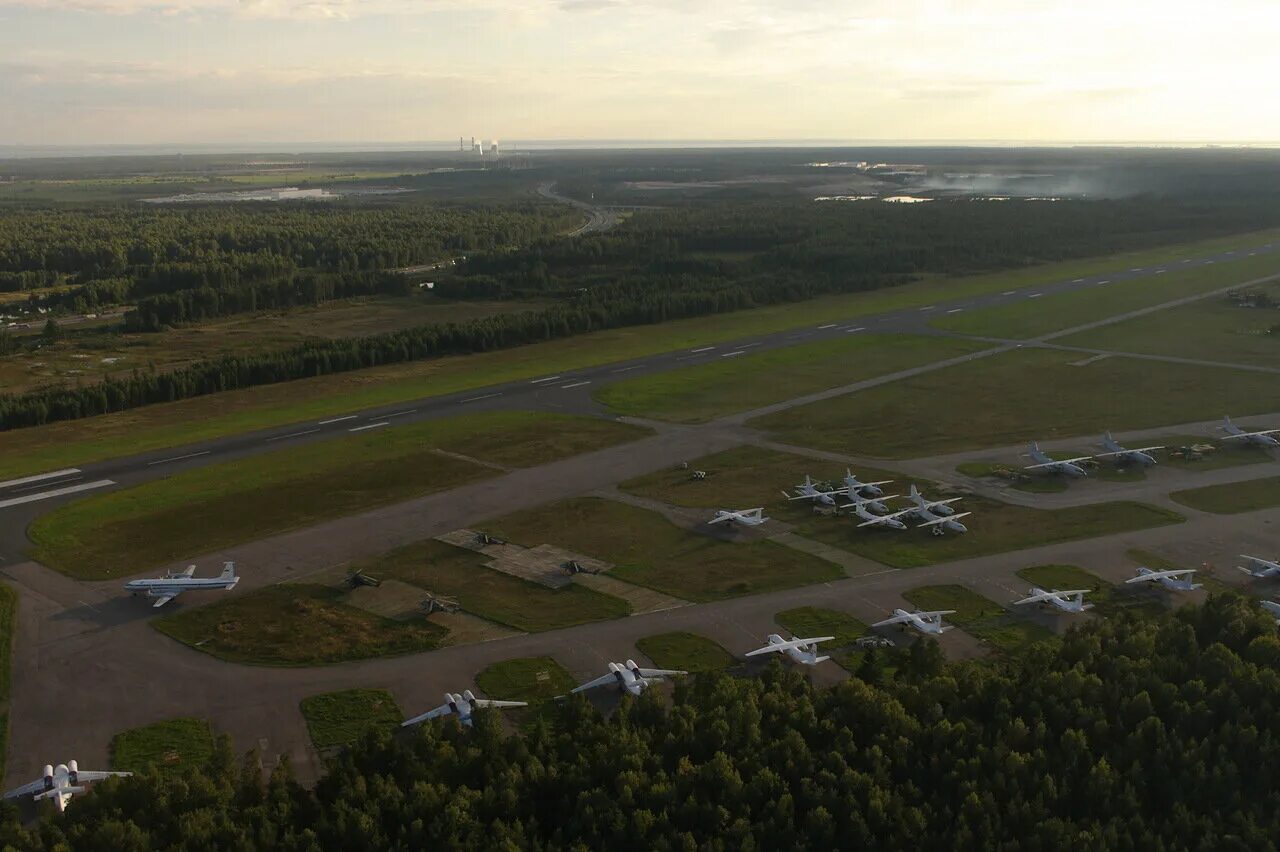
[4,595,1278,850]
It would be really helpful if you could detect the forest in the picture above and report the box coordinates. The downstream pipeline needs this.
[2,594,1277,850]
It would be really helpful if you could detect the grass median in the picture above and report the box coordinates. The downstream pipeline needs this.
[1171,475,1280,515]
[110,718,216,778]
[636,632,737,673]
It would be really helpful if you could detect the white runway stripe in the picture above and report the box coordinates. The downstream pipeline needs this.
[0,479,115,509]
[0,468,82,491]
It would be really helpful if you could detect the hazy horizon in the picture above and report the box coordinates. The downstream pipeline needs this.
[3,1,1278,147]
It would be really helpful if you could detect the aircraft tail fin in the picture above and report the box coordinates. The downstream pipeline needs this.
[909,483,920,499]
[220,561,236,581]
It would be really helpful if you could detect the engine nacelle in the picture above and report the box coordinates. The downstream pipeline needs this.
[67,759,78,783]
[42,765,53,790]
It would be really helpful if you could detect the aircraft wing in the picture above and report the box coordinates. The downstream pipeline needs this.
[1014,590,1057,605]
[857,509,912,527]
[571,673,620,694]
[3,778,48,799]
[870,613,914,628]
[923,497,962,508]
[633,667,687,678]
[918,609,957,617]
[471,699,528,709]
[1026,456,1091,469]
[917,511,972,527]
[707,514,732,525]
[746,636,835,656]
[1125,569,1194,584]
[71,770,130,783]
[150,592,180,608]
[401,703,454,727]
[1221,429,1279,439]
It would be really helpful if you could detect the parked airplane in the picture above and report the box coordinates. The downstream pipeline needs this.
[904,486,970,534]
[1096,432,1163,466]
[841,469,893,499]
[401,690,527,728]
[123,562,239,607]
[849,500,913,530]
[836,490,896,515]
[709,507,769,528]
[872,608,955,635]
[784,475,836,506]
[571,660,686,697]
[1013,587,1093,614]
[1238,555,1280,579]
[3,761,131,814]
[1023,442,1091,478]
[1218,416,1280,448]
[1261,601,1280,624]
[907,484,958,516]
[1125,566,1202,591]
[744,634,835,666]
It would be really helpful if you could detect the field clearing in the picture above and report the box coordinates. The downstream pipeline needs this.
[635,632,736,672]
[363,540,631,632]
[902,585,1052,652]
[487,497,843,602]
[595,334,992,422]
[1170,476,1280,515]
[5,228,1279,480]
[300,689,403,749]
[153,585,447,666]
[474,657,576,704]
[752,348,1280,458]
[1059,283,1280,367]
[794,498,1184,569]
[931,251,1280,339]
[29,412,647,578]
[775,607,869,646]
[110,718,216,777]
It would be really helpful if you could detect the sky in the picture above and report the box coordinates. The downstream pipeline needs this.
[2,0,1279,147]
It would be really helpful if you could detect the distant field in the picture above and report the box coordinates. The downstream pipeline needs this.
[636,632,736,673]
[930,251,1280,340]
[153,584,447,666]
[595,334,992,422]
[775,607,869,647]
[6,228,1279,480]
[300,689,403,749]
[487,497,843,602]
[110,718,216,777]
[752,348,1280,458]
[474,657,576,704]
[1059,281,1280,367]
[29,411,647,578]
[1170,475,1280,515]
[902,585,1052,652]
[363,540,631,632]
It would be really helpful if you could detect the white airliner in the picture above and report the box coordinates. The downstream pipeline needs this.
[744,633,835,666]
[709,507,769,528]
[784,475,837,506]
[571,660,686,697]
[1013,587,1093,614]
[872,608,956,635]
[1218,416,1280,448]
[1238,555,1280,579]
[124,561,239,607]
[401,690,527,728]
[4,761,131,813]
[1096,432,1163,466]
[1125,566,1202,592]
[1023,442,1091,478]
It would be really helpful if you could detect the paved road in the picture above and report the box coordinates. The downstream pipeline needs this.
[537,182,619,236]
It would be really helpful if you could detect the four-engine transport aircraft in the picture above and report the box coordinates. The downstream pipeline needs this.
[1096,432,1163,466]
[1238,555,1280,578]
[1125,566,1203,591]
[1217,416,1280,448]
[571,660,686,697]
[872,608,956,635]
[1013,587,1093,614]
[3,761,131,814]
[123,561,239,607]
[744,634,835,666]
[784,475,837,505]
[401,690,527,727]
[708,507,769,528]
[1023,442,1091,478]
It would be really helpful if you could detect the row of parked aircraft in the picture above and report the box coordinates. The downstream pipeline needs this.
[1024,417,1279,479]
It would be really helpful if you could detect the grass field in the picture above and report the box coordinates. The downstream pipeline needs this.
[153,584,447,666]
[1171,475,1280,514]
[0,584,15,782]
[1125,548,1232,595]
[364,540,631,632]
[752,348,1280,458]
[29,411,647,579]
[110,718,216,777]
[595,334,992,422]
[931,251,1280,340]
[635,632,737,672]
[6,228,1278,481]
[775,607,869,646]
[474,656,577,704]
[794,498,1184,569]
[300,689,403,749]
[903,585,1052,652]
[487,497,843,602]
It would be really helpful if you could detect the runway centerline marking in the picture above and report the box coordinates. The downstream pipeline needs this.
[720,350,746,358]
[560,381,592,389]
[461,393,502,403]
[8,476,84,494]
[318,415,357,425]
[611,364,644,373]
[1001,290,1016,295]
[349,421,390,432]
[690,346,716,353]
[384,409,416,418]
[1028,293,1043,299]
[845,326,867,332]
[147,451,210,466]
[529,376,561,384]
[0,468,82,491]
[267,429,321,442]
[946,308,963,314]
[0,479,115,509]
[817,323,837,329]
